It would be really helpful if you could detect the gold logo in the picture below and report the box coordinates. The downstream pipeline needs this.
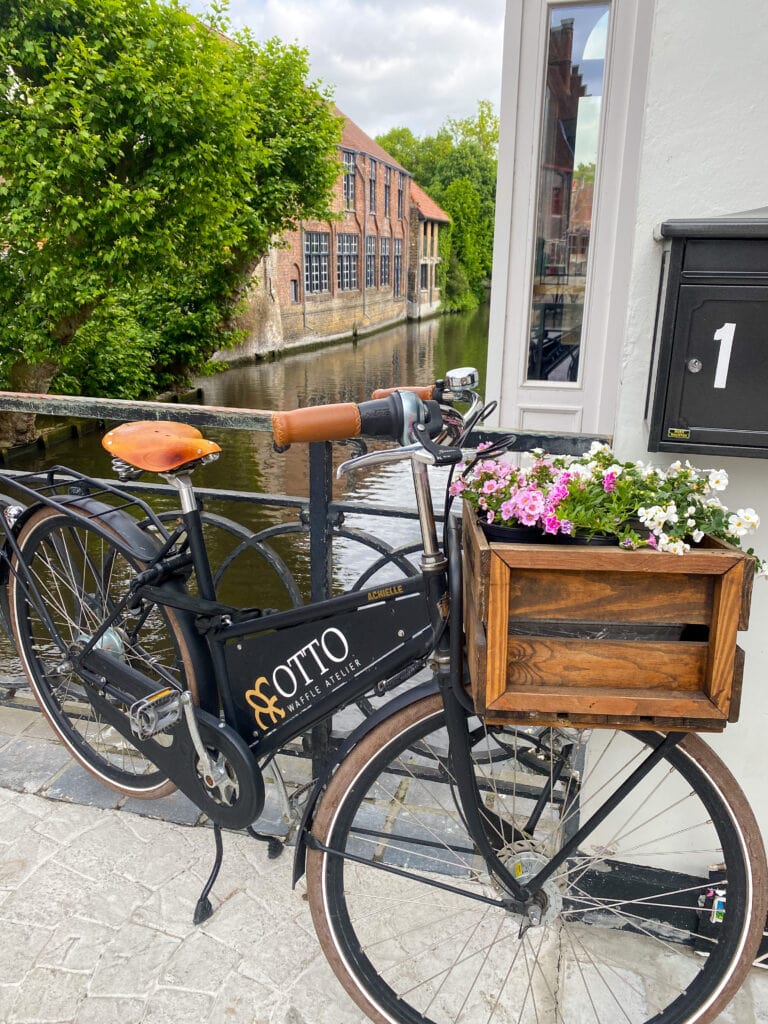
[246,677,287,731]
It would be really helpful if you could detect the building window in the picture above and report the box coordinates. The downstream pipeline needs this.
[422,224,428,257]
[342,150,355,210]
[380,236,390,286]
[365,235,376,288]
[397,173,404,219]
[384,167,391,218]
[304,232,329,294]
[337,233,359,291]
[369,159,376,214]
[420,263,428,290]
[393,238,402,297]
[290,279,299,303]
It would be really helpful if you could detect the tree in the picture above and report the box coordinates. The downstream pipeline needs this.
[377,101,497,311]
[0,0,341,442]
[445,99,499,161]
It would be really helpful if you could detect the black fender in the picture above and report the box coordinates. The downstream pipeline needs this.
[0,493,162,588]
[0,494,163,631]
[291,674,440,886]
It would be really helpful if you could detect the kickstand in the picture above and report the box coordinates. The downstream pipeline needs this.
[246,825,284,860]
[194,824,223,925]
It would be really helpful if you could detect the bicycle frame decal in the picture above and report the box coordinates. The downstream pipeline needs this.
[224,580,434,744]
[245,626,360,729]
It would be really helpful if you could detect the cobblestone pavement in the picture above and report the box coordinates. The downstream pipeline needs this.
[0,694,766,1024]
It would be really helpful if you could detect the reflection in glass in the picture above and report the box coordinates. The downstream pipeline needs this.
[526,4,610,382]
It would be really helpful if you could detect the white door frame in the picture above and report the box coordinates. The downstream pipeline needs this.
[486,0,654,435]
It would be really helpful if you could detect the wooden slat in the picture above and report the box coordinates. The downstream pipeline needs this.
[480,710,727,732]
[728,646,746,723]
[506,569,713,624]
[499,636,707,690]
[462,512,491,621]
[485,554,512,708]
[463,568,487,712]
[705,563,744,715]
[492,544,743,575]
[486,685,726,720]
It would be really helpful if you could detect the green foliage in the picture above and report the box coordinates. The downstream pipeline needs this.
[574,162,596,185]
[445,100,499,161]
[377,101,497,311]
[0,0,341,399]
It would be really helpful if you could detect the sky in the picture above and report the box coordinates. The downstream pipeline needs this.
[180,0,506,139]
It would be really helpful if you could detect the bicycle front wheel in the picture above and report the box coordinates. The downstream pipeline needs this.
[9,506,200,798]
[307,694,767,1024]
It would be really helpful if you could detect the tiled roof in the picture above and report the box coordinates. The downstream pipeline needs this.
[336,108,410,173]
[410,180,451,223]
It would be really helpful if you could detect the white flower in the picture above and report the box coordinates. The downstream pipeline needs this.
[708,469,729,491]
[692,529,704,543]
[728,508,760,538]
[589,441,611,456]
[686,518,696,528]
[741,507,760,529]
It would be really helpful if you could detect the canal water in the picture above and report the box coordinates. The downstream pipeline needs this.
[8,305,490,611]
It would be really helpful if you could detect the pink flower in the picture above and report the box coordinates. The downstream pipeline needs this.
[559,520,574,535]
[543,515,561,534]
[603,472,617,493]
[501,500,517,521]
[486,510,495,524]
[449,479,466,497]
[482,479,499,495]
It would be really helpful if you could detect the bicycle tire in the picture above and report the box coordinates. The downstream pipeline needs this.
[307,694,767,1024]
[9,506,200,798]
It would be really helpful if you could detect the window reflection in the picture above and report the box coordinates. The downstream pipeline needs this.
[526,4,610,383]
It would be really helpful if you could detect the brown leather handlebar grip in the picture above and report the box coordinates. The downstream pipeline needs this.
[272,403,362,447]
[370,385,435,401]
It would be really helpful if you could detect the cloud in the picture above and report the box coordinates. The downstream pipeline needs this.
[182,0,505,137]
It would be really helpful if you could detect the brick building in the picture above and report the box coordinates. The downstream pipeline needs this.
[407,180,450,320]
[224,111,449,361]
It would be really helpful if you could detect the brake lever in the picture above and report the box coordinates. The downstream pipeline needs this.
[414,423,463,466]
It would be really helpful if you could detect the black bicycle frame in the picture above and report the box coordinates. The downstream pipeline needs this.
[207,573,440,759]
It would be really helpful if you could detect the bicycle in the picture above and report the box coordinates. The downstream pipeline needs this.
[0,367,765,1024]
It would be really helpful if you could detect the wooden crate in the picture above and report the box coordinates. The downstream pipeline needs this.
[462,508,753,731]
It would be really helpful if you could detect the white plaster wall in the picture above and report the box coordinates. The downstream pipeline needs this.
[614,0,768,835]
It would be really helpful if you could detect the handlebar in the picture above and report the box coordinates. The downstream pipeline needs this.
[271,392,444,449]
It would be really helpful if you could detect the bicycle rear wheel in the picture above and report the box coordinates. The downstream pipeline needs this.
[307,694,767,1024]
[9,506,199,798]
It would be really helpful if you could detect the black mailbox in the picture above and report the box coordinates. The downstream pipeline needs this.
[646,208,768,458]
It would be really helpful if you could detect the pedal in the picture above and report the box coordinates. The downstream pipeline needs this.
[129,688,182,740]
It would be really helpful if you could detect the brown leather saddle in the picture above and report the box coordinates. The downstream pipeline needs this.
[102,420,221,473]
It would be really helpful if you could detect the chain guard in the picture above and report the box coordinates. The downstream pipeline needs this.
[86,683,265,829]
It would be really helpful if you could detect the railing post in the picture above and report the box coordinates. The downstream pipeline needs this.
[307,441,334,773]
[308,441,334,603]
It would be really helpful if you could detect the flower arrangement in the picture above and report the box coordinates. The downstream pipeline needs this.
[453,441,762,564]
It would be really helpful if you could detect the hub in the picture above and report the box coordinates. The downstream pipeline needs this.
[496,841,566,928]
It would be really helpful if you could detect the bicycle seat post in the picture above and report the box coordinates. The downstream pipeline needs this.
[161,470,217,602]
